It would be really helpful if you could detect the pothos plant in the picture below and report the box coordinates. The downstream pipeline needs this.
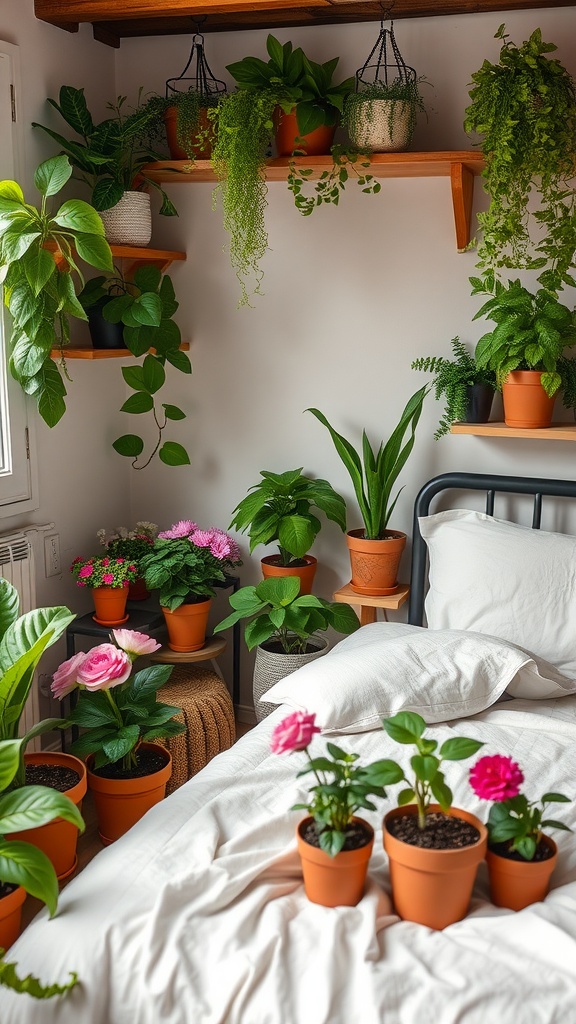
[287,145,381,217]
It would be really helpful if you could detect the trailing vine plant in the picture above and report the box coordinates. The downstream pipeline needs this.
[287,145,381,216]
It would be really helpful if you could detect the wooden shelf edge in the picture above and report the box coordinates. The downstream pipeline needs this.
[450,421,576,441]
[50,342,190,360]
[333,582,410,610]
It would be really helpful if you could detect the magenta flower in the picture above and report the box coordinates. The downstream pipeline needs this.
[102,573,114,585]
[78,564,94,578]
[270,711,320,755]
[469,755,524,802]
[190,529,212,549]
[209,530,240,561]
[101,557,110,567]
[51,652,88,700]
[75,644,132,691]
[159,520,198,540]
[112,629,162,659]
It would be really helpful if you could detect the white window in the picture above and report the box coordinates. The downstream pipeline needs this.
[0,42,38,515]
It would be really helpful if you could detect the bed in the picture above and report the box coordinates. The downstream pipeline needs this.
[4,472,576,1023]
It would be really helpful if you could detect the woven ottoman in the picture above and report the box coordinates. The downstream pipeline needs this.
[158,665,236,795]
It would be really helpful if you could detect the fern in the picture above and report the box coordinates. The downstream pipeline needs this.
[412,337,495,439]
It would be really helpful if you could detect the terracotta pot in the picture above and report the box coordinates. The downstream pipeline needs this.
[383,804,488,929]
[128,576,150,602]
[92,585,129,626]
[274,107,337,157]
[502,370,556,428]
[346,529,406,596]
[9,752,87,881]
[87,743,172,846]
[260,554,317,595]
[164,105,213,160]
[161,598,212,652]
[486,836,557,910]
[0,885,26,951]
[253,635,329,722]
[297,816,374,907]
[347,98,412,152]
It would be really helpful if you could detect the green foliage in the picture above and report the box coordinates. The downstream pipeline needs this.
[487,790,571,861]
[140,538,237,611]
[287,145,381,216]
[412,337,496,438]
[307,386,429,540]
[464,25,576,295]
[0,154,113,426]
[381,711,484,829]
[214,575,359,654]
[80,264,191,468]
[343,77,428,149]
[141,91,220,161]
[0,959,77,999]
[472,277,576,401]
[229,467,346,565]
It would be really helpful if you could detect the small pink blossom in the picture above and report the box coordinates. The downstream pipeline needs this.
[76,644,132,691]
[159,520,198,540]
[190,529,212,549]
[209,530,240,561]
[51,652,88,700]
[270,711,320,755]
[112,629,162,659]
[469,755,524,802]
[101,557,110,567]
[115,558,125,564]
[102,573,114,585]
[78,564,94,578]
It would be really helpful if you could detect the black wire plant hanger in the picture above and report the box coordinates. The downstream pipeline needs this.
[165,19,227,99]
[355,12,416,91]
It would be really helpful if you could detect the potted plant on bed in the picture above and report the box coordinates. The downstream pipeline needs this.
[412,337,496,438]
[469,754,572,911]
[228,468,346,594]
[307,386,429,596]
[214,575,359,721]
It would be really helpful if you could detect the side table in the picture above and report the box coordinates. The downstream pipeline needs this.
[333,583,410,626]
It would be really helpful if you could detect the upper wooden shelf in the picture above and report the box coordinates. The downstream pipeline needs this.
[34,0,576,47]
[50,342,190,360]
[450,422,576,442]
[47,243,186,274]
[145,151,485,251]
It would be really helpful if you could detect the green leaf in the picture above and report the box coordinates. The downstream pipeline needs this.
[120,392,154,414]
[411,754,438,782]
[165,348,192,374]
[541,792,571,803]
[73,232,113,272]
[142,354,165,394]
[0,784,84,834]
[0,958,78,998]
[134,264,161,292]
[325,742,349,762]
[0,839,58,916]
[430,773,452,811]
[514,836,536,861]
[112,434,145,458]
[0,580,20,643]
[52,198,105,236]
[397,787,416,805]
[122,365,145,391]
[318,828,345,857]
[0,739,21,790]
[34,155,72,197]
[131,293,162,327]
[101,725,141,765]
[439,737,484,761]
[159,442,190,467]
[36,361,67,427]
[383,711,426,744]
[163,404,186,421]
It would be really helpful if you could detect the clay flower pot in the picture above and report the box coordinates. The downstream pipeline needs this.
[164,105,213,160]
[0,885,26,951]
[502,370,556,428]
[87,743,172,846]
[383,804,488,929]
[346,529,406,596]
[92,585,129,626]
[486,836,558,910]
[297,816,374,907]
[260,554,317,595]
[274,108,337,156]
[161,598,212,652]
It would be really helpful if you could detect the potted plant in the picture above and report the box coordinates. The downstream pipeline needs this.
[270,710,389,907]
[376,711,486,929]
[214,575,359,721]
[70,554,139,626]
[139,520,242,653]
[51,628,185,845]
[343,78,427,153]
[307,386,429,595]
[0,154,113,426]
[32,85,177,245]
[97,521,158,600]
[228,467,346,594]
[469,754,571,911]
[143,91,220,161]
[473,278,576,427]
[464,25,576,296]
[412,337,496,438]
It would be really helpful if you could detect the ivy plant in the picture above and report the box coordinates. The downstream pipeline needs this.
[287,145,381,216]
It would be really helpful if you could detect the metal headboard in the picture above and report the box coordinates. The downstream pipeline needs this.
[408,471,576,626]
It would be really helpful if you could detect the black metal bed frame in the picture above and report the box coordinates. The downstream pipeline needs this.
[408,471,576,627]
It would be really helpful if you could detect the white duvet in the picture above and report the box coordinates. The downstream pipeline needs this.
[3,698,576,1024]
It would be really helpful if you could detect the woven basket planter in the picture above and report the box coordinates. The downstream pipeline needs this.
[99,190,152,246]
[253,636,329,722]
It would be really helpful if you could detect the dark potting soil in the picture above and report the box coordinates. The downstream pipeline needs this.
[489,839,554,863]
[261,640,321,656]
[388,811,480,850]
[92,748,167,780]
[0,881,18,899]
[302,819,373,852]
[25,764,80,792]
[266,556,309,568]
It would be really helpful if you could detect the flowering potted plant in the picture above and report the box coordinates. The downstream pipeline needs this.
[97,521,158,600]
[139,520,241,653]
[270,710,389,907]
[469,754,572,910]
[52,629,185,845]
[70,554,139,626]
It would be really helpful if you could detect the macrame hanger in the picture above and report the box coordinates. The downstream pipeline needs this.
[165,18,227,98]
[355,5,416,89]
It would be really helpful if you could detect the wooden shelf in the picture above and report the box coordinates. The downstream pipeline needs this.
[50,342,190,360]
[144,152,484,251]
[46,242,186,274]
[450,421,576,441]
[334,582,410,626]
[149,636,227,664]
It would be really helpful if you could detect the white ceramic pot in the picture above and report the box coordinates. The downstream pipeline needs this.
[347,99,412,153]
[99,190,152,246]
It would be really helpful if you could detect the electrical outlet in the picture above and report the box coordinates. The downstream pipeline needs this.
[44,533,61,577]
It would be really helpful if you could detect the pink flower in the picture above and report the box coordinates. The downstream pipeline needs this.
[112,629,162,659]
[78,564,94,578]
[115,558,125,564]
[101,557,110,567]
[51,652,88,700]
[102,573,114,585]
[270,711,320,755]
[190,529,212,549]
[76,644,132,691]
[469,755,524,802]
[159,520,198,540]
[209,530,240,561]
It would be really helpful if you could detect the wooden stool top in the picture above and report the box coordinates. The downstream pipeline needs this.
[149,635,227,664]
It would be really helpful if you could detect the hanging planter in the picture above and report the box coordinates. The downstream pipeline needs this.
[161,27,226,161]
[87,742,172,846]
[0,885,26,951]
[297,816,374,907]
[161,597,212,653]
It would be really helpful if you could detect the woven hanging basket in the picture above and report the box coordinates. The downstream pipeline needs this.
[253,636,329,722]
[99,190,152,246]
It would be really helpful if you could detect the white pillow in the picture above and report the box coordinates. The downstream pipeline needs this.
[419,509,576,679]
[261,622,575,733]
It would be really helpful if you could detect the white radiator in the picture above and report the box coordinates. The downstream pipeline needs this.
[0,531,39,743]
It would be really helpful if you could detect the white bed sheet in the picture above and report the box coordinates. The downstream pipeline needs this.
[3,699,576,1024]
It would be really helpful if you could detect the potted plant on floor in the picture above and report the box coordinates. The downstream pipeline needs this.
[307,386,429,595]
[473,278,576,427]
[97,521,158,600]
[70,554,139,627]
[469,754,571,911]
[214,575,359,721]
[140,520,242,652]
[52,628,185,845]
[228,467,346,594]
[412,337,496,438]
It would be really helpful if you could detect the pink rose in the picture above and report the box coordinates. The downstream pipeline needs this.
[76,644,132,691]
[469,755,524,802]
[112,629,162,659]
[51,652,88,700]
[270,711,320,755]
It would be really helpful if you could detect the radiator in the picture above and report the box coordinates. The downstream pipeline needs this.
[0,531,39,744]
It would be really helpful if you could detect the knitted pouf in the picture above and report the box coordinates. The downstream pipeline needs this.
[158,666,235,794]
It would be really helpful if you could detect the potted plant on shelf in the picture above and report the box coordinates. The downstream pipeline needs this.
[377,710,486,929]
[52,628,185,845]
[228,467,346,594]
[97,521,158,600]
[307,385,429,595]
[412,337,496,438]
[464,24,576,296]
[70,554,139,627]
[143,91,220,161]
[32,85,177,245]
[0,154,113,427]
[473,278,576,427]
[214,575,359,721]
[139,520,242,653]
[343,78,427,153]
[469,754,571,911]
[270,710,389,907]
